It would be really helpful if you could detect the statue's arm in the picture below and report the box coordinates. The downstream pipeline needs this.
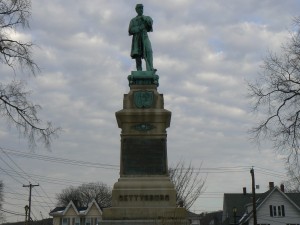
[129,19,140,35]
[143,16,153,32]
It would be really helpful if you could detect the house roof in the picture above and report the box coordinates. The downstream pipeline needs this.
[223,187,300,225]
[241,187,300,223]
[84,199,103,215]
[286,192,300,207]
[200,211,223,225]
[187,211,200,218]
[50,201,80,216]
[50,207,67,214]
[49,200,102,216]
[223,192,269,223]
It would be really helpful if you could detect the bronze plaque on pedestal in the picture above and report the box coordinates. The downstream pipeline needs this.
[121,138,167,175]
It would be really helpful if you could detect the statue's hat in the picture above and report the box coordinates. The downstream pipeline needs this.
[135,4,143,9]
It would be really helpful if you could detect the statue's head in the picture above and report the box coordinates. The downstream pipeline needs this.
[135,4,143,16]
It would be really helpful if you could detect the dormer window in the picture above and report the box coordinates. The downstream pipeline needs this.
[95,217,101,225]
[62,218,68,225]
[85,218,91,225]
[75,217,80,225]
[269,205,285,217]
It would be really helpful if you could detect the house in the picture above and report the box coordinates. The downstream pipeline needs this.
[49,200,102,225]
[222,182,300,225]
[199,211,222,225]
[187,210,223,225]
[187,211,201,225]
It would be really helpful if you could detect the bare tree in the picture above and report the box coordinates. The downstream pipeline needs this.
[56,182,112,208]
[0,0,59,148]
[0,181,4,223]
[169,161,206,210]
[0,0,37,74]
[248,17,300,165]
[56,186,81,206]
[283,165,300,192]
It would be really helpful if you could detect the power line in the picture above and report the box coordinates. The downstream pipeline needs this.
[0,168,83,185]
[0,152,58,216]
[0,147,288,177]
[0,166,24,185]
[1,149,55,206]
[4,195,55,206]
[2,201,27,207]
[0,208,25,216]
[0,147,119,170]
[3,188,55,198]
[0,147,290,222]
[0,155,30,184]
[0,154,52,216]
[33,189,53,210]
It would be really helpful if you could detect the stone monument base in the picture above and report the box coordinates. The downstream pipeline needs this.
[101,219,188,225]
[100,219,190,225]
[102,207,187,221]
[106,68,187,225]
[102,177,187,222]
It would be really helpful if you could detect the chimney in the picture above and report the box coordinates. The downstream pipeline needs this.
[269,182,274,190]
[280,184,285,192]
[243,187,247,195]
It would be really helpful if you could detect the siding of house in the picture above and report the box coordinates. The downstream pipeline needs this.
[65,207,77,217]
[86,204,101,217]
[85,204,102,225]
[62,206,78,225]
[249,190,300,225]
[53,217,60,225]
[50,201,102,225]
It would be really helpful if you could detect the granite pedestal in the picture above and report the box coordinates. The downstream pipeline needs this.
[102,72,187,225]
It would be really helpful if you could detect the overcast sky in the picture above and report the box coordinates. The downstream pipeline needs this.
[1,0,300,222]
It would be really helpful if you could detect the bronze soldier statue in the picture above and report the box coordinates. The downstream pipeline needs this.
[129,4,155,72]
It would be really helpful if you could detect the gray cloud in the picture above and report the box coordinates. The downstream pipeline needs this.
[0,0,298,221]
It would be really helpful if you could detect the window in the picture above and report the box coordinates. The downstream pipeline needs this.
[281,205,285,217]
[269,205,285,217]
[273,206,277,216]
[75,218,80,225]
[95,217,101,225]
[62,218,68,225]
[85,218,91,225]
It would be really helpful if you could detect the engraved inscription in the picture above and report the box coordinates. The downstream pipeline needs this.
[122,138,167,175]
[119,195,169,201]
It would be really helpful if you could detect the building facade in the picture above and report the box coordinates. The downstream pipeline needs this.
[50,200,102,225]
[222,183,300,225]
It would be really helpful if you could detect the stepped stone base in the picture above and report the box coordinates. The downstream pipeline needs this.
[102,207,187,220]
[101,219,189,225]
[102,177,187,220]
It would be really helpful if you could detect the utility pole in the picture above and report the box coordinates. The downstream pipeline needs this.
[23,183,39,225]
[250,168,257,225]
[24,205,29,225]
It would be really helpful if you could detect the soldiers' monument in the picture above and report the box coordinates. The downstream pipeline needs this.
[102,4,187,224]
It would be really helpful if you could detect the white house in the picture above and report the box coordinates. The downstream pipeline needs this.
[222,183,300,225]
[49,199,102,225]
[187,211,201,225]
